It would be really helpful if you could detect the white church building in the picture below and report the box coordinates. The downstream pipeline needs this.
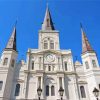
[0,5,100,100]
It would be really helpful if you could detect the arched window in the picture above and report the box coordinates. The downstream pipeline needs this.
[44,40,48,49]
[80,86,86,98]
[11,59,15,67]
[32,61,34,70]
[48,66,51,71]
[0,81,3,90]
[92,60,97,67]
[51,85,55,96]
[85,61,89,69]
[15,84,20,96]
[3,58,8,65]
[50,40,54,49]
[64,62,67,71]
[46,85,49,96]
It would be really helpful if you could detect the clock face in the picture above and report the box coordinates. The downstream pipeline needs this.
[45,54,55,62]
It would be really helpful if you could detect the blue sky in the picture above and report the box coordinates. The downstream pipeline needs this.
[0,0,100,63]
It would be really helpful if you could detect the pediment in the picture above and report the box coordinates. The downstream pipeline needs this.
[35,49,62,55]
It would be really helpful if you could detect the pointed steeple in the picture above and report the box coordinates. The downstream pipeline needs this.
[5,25,17,51]
[81,23,94,54]
[42,4,55,30]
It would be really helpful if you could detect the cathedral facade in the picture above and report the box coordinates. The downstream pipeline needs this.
[0,6,100,100]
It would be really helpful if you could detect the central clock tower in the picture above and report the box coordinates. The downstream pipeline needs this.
[38,5,60,50]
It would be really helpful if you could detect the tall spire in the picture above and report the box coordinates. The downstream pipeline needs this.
[5,23,17,51]
[81,23,94,54]
[41,4,55,30]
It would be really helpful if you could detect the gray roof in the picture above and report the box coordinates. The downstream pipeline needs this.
[5,27,17,51]
[81,24,93,54]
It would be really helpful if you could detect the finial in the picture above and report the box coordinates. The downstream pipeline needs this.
[80,22,83,28]
[80,22,85,33]
[46,2,49,8]
[15,19,18,27]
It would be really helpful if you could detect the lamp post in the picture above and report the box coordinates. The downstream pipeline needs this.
[59,86,64,100]
[37,86,42,100]
[93,87,99,100]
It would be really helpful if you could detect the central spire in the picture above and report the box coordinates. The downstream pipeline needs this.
[41,4,55,30]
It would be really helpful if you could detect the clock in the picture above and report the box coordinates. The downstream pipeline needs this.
[45,54,55,62]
